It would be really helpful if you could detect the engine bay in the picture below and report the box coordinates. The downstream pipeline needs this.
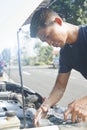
[0,81,81,129]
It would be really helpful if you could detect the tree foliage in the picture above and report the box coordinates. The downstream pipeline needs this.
[50,0,87,24]
[1,48,11,63]
[34,42,53,64]
[34,41,42,56]
[39,46,53,64]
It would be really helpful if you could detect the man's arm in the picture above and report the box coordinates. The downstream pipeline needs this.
[34,72,71,127]
[44,72,71,108]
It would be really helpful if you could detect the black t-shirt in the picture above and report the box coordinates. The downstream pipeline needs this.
[59,25,87,79]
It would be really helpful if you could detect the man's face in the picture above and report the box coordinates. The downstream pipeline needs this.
[37,22,67,48]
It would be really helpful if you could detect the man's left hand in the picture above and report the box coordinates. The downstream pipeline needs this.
[64,96,87,122]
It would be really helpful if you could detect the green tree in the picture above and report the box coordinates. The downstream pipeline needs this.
[1,48,11,63]
[39,46,53,64]
[50,0,87,24]
[34,41,42,56]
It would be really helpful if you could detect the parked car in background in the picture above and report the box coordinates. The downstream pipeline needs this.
[53,56,59,69]
[0,66,3,76]
[0,61,4,76]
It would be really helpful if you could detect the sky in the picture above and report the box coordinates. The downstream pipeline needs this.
[0,0,44,53]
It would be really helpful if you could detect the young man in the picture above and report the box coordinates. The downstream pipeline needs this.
[30,8,87,127]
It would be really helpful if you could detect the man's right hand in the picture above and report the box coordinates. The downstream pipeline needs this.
[34,105,48,127]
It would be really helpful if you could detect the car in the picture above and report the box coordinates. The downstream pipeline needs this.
[53,56,59,69]
[0,66,3,76]
[0,60,4,77]
[0,61,4,76]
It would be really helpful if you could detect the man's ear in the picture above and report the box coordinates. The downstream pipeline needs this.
[54,17,62,26]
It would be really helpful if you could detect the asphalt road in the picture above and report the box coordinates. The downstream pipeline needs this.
[5,65,87,106]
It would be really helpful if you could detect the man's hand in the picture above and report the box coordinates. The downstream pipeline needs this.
[34,103,49,127]
[64,96,87,122]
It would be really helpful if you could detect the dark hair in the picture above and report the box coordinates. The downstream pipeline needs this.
[30,8,57,38]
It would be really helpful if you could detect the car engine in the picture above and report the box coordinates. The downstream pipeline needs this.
[0,81,79,129]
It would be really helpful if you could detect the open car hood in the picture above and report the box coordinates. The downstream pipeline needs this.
[22,0,53,27]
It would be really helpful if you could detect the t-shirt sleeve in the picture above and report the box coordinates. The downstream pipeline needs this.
[58,48,72,73]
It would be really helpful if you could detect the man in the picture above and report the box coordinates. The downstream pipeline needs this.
[30,8,87,127]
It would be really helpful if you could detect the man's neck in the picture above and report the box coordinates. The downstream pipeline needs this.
[65,22,80,44]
